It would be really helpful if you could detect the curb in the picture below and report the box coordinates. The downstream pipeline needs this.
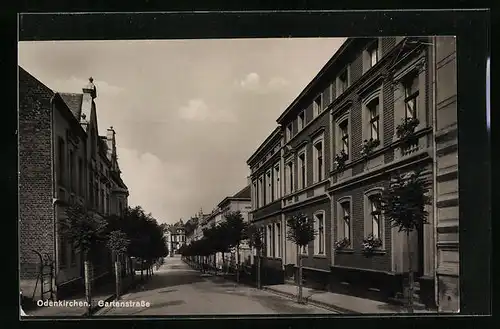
[84,294,116,317]
[262,287,360,314]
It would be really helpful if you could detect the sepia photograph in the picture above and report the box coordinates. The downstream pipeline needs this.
[16,11,489,319]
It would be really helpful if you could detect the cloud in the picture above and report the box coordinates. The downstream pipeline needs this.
[50,76,124,95]
[267,77,290,90]
[178,99,236,123]
[237,73,290,93]
[117,148,194,223]
[239,72,261,90]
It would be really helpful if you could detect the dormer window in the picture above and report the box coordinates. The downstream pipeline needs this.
[298,111,305,130]
[285,123,293,142]
[313,94,323,117]
[369,40,379,67]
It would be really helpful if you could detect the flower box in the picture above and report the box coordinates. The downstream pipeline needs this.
[334,149,349,171]
[360,138,380,157]
[334,237,350,250]
[396,117,420,149]
[361,233,382,254]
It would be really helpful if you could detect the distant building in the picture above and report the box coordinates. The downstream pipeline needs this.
[167,220,185,255]
[19,68,129,301]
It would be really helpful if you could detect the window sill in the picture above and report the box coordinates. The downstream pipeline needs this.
[335,248,355,254]
[361,249,387,255]
[313,254,327,259]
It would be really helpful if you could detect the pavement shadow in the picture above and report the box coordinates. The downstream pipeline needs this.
[130,300,186,315]
[129,272,205,294]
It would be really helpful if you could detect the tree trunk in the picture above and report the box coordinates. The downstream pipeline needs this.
[236,244,240,284]
[114,258,121,300]
[140,259,144,281]
[297,244,303,304]
[257,253,261,289]
[221,252,225,274]
[83,255,92,316]
[407,231,414,313]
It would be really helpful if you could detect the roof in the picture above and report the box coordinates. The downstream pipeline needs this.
[276,38,353,124]
[218,185,251,208]
[246,126,282,166]
[233,185,251,199]
[59,93,83,121]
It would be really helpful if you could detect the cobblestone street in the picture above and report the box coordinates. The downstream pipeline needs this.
[95,256,335,316]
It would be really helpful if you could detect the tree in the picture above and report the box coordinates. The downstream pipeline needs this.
[286,213,317,304]
[377,168,431,313]
[224,211,248,283]
[106,230,130,300]
[246,224,264,289]
[60,204,108,315]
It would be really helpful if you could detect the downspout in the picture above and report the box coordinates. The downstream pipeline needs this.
[430,36,439,309]
[50,94,58,299]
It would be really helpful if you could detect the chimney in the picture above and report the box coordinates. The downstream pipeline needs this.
[82,77,97,99]
[106,126,116,162]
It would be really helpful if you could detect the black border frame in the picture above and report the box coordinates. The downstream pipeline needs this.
[6,6,491,328]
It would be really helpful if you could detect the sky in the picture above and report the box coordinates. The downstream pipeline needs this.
[19,37,346,225]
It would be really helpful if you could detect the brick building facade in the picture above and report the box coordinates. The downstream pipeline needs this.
[246,37,458,312]
[19,67,129,301]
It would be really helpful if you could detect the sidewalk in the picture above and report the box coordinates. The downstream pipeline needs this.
[263,284,437,314]
[23,275,136,317]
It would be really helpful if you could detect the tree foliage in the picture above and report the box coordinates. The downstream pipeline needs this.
[246,224,263,252]
[377,169,432,233]
[105,206,168,260]
[106,230,130,255]
[286,213,317,247]
[61,204,108,257]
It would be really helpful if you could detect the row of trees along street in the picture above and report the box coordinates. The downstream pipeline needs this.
[59,205,169,315]
[180,169,431,313]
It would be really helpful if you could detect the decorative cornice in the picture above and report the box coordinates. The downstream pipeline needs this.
[356,75,385,100]
[330,99,353,118]
[309,126,326,140]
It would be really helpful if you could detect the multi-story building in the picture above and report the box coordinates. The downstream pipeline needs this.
[246,37,458,312]
[19,68,129,301]
[217,185,252,265]
[167,220,185,254]
[246,128,286,283]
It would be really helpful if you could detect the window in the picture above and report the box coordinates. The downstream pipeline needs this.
[59,234,67,267]
[258,176,264,207]
[266,170,273,203]
[57,137,65,185]
[276,222,282,258]
[252,180,258,209]
[364,189,384,246]
[314,212,325,255]
[267,225,274,257]
[101,188,105,213]
[369,196,382,239]
[313,139,324,182]
[298,150,306,190]
[313,95,323,117]
[69,150,75,192]
[298,111,305,130]
[367,98,380,141]
[337,68,349,96]
[369,40,379,68]
[285,161,294,195]
[403,73,419,119]
[286,124,293,142]
[339,119,350,158]
[78,158,84,196]
[339,201,351,242]
[273,164,280,199]
[70,243,76,266]
[106,192,110,215]
[88,173,93,208]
